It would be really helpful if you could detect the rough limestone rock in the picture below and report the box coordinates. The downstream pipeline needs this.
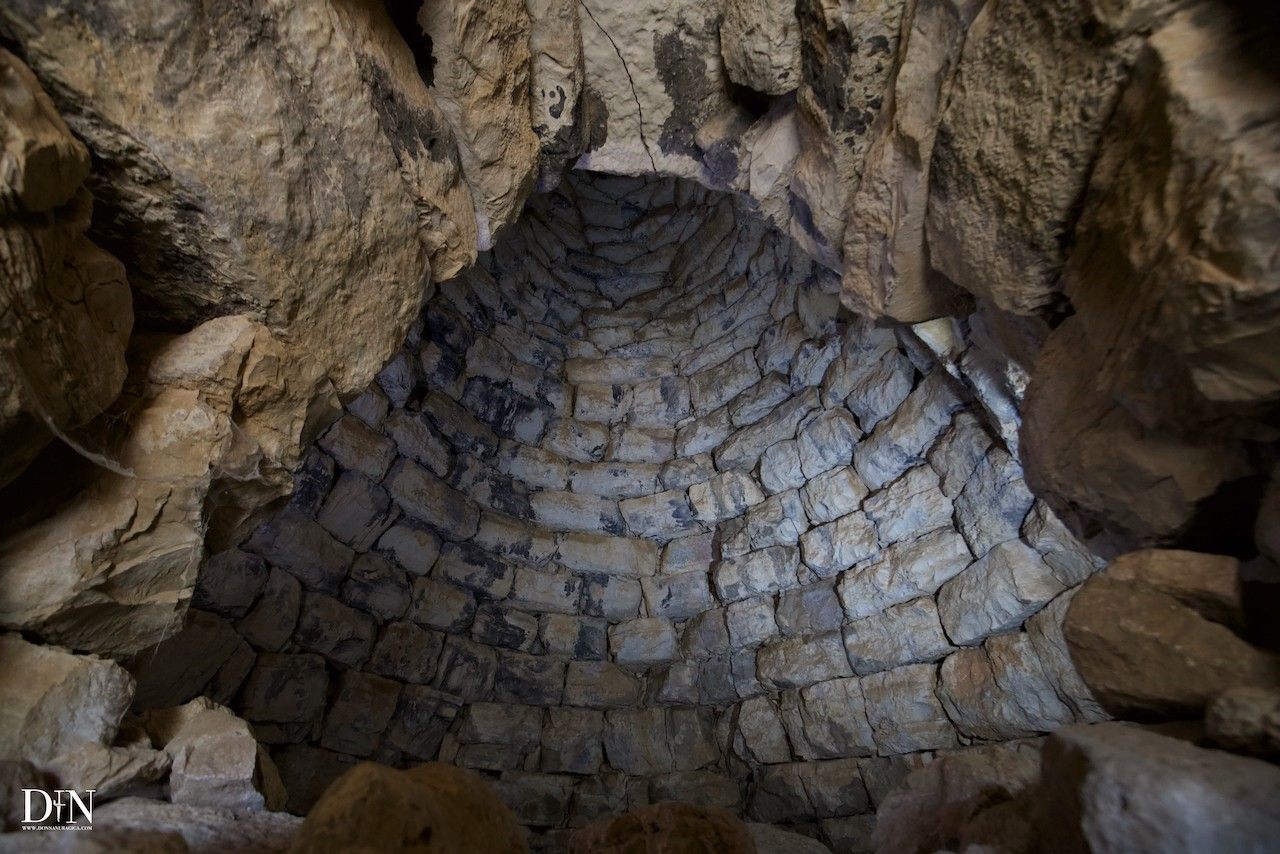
[1064,550,1279,719]
[145,698,285,812]
[720,0,802,96]
[1036,724,1280,854]
[570,802,756,853]
[290,762,527,853]
[421,0,540,246]
[88,797,302,853]
[0,0,478,395]
[0,48,132,487]
[0,316,337,654]
[0,634,138,789]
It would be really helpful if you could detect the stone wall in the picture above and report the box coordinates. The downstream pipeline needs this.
[136,172,1107,849]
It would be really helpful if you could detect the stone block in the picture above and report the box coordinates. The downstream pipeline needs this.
[408,577,476,633]
[797,409,862,479]
[610,617,679,667]
[642,570,714,621]
[714,545,801,602]
[760,440,806,495]
[661,532,716,574]
[758,633,854,690]
[862,664,958,754]
[543,418,609,462]
[240,653,328,724]
[384,410,452,478]
[776,582,845,637]
[531,490,625,535]
[800,512,878,577]
[495,651,566,706]
[559,531,659,577]
[321,671,401,757]
[236,568,302,652]
[368,621,445,685]
[385,459,481,541]
[317,414,396,481]
[383,685,460,760]
[838,529,972,620]
[864,465,953,546]
[193,549,268,619]
[511,565,582,614]
[564,661,643,708]
[434,541,516,599]
[843,597,954,675]
[375,522,441,577]
[294,592,376,668]
[340,553,411,621]
[472,604,540,651]
[689,470,765,523]
[782,678,876,760]
[569,461,662,498]
[619,489,700,540]
[543,708,604,774]
[244,510,353,595]
[541,614,608,660]
[937,540,1066,645]
[800,466,869,526]
[955,448,1035,557]
[434,637,498,702]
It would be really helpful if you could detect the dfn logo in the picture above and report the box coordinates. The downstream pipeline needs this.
[21,789,95,829]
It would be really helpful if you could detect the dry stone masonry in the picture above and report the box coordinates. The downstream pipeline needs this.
[124,172,1112,847]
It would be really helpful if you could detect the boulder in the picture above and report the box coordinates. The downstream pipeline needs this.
[1064,551,1279,719]
[90,797,302,853]
[720,0,802,96]
[289,762,527,853]
[0,48,132,487]
[1035,723,1280,854]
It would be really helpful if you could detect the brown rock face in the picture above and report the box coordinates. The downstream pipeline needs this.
[0,0,476,395]
[1064,550,1280,719]
[570,802,757,854]
[290,761,527,853]
[0,47,132,487]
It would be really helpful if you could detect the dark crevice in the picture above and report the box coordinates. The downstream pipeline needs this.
[383,1,435,87]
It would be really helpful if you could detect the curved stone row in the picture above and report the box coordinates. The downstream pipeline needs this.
[133,172,1108,848]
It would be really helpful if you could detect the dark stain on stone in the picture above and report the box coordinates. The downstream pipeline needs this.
[652,18,721,160]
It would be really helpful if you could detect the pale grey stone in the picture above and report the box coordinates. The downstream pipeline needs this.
[838,529,972,620]
[346,386,389,429]
[575,382,632,423]
[675,406,735,458]
[619,489,700,540]
[656,661,701,705]
[581,574,644,621]
[566,356,675,384]
[473,511,557,565]
[540,613,608,660]
[726,595,779,649]
[660,454,717,490]
[798,409,862,479]
[690,349,761,414]
[757,633,854,690]
[955,448,1036,557]
[643,570,714,621]
[843,597,955,675]
[937,540,1066,645]
[730,373,793,428]
[559,531,659,577]
[716,388,819,472]
[630,376,692,428]
[1025,589,1108,723]
[1022,501,1103,587]
[689,470,766,522]
[661,532,716,573]
[927,412,992,498]
[737,695,792,764]
[682,608,731,659]
[800,511,878,577]
[863,465,953,546]
[610,617,679,666]
[603,708,673,775]
[854,371,964,490]
[776,582,845,637]
[801,466,869,525]
[861,664,958,754]
[570,461,662,498]
[760,440,806,494]
[714,545,801,602]
[375,523,441,576]
[497,441,571,489]
[732,489,809,552]
[531,490,624,535]
[845,349,915,432]
[781,677,876,760]
[756,316,808,375]
[790,332,842,390]
[376,351,418,408]
[610,424,675,463]
[542,417,609,462]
